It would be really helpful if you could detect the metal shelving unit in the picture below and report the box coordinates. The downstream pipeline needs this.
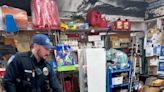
[0,28,143,92]
[107,61,132,92]
[112,83,129,88]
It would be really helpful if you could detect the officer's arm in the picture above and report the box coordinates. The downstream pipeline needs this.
[3,55,20,92]
[49,68,62,92]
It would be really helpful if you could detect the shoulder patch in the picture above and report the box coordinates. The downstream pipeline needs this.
[7,55,15,65]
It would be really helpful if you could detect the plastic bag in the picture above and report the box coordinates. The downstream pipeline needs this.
[55,44,75,66]
[106,48,129,69]
[1,5,28,29]
[31,0,60,30]
[86,9,108,28]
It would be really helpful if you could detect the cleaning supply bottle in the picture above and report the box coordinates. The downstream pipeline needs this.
[115,18,123,30]
[123,19,131,31]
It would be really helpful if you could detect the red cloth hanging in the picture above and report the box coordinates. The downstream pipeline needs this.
[31,0,60,30]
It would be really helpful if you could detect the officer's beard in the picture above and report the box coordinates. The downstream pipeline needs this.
[37,57,47,63]
[39,54,50,63]
[36,49,49,62]
[35,54,43,63]
[38,56,46,62]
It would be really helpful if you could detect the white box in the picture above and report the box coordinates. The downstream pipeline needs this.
[120,89,128,92]
[94,40,104,48]
[88,35,101,41]
[150,58,158,66]
[112,76,123,85]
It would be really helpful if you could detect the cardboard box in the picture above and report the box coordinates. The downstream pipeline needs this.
[119,38,130,43]
[148,66,157,75]
[109,33,130,41]
[120,43,129,48]
[109,33,130,48]
[0,36,4,44]
[139,86,160,92]
[16,42,30,52]
[147,57,159,66]
[161,32,164,45]
[161,40,164,45]
[110,36,118,41]
[152,79,164,87]
[4,37,16,46]
[110,41,120,48]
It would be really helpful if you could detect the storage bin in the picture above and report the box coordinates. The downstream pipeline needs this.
[112,76,123,85]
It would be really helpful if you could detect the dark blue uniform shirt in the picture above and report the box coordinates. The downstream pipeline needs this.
[3,51,62,92]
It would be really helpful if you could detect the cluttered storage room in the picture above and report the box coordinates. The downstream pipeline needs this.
[0,0,164,92]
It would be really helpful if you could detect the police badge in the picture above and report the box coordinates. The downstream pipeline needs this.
[43,67,49,76]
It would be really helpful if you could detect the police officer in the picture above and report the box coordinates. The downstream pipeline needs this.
[3,34,62,92]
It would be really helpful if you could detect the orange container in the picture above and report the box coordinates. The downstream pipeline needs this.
[1,6,28,29]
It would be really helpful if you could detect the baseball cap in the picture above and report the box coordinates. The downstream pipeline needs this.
[32,34,55,49]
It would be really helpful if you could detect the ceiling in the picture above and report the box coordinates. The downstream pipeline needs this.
[0,0,148,17]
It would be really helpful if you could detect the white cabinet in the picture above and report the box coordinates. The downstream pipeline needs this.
[79,48,106,92]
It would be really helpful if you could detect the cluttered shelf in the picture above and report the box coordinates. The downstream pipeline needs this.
[109,68,131,73]
[112,83,129,88]
[62,28,144,33]
[0,28,144,33]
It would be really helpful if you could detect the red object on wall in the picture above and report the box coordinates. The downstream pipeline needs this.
[123,19,131,31]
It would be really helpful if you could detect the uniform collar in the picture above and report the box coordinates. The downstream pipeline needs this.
[29,51,37,63]
[28,51,45,64]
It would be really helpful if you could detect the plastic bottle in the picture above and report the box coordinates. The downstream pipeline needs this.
[115,18,123,30]
[123,19,131,31]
